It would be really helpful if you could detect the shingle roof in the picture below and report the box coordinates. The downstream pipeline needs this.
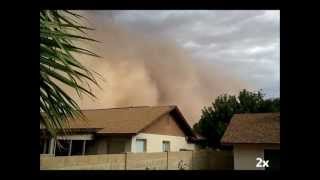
[41,105,195,137]
[221,113,280,144]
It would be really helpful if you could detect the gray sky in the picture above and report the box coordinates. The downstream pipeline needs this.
[96,10,280,98]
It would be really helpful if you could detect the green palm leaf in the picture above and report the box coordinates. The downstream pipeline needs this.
[40,10,101,138]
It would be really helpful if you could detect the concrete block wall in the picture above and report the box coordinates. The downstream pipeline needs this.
[126,152,167,170]
[40,150,233,170]
[168,151,192,170]
[192,150,209,170]
[208,150,234,170]
[40,154,125,170]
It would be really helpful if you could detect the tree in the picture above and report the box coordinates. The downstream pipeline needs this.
[193,89,280,148]
[40,10,100,137]
[259,98,280,112]
[238,89,264,113]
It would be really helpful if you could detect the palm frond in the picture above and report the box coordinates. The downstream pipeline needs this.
[40,10,100,137]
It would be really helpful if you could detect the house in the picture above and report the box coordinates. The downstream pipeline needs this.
[221,113,280,170]
[40,105,197,156]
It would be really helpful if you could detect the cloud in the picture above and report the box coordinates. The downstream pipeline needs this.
[110,10,279,98]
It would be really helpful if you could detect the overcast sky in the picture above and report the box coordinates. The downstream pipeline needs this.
[100,10,279,98]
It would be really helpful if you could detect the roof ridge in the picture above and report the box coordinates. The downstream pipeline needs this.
[234,112,280,115]
[80,105,176,111]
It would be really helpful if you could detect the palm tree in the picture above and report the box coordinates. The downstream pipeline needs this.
[40,10,100,137]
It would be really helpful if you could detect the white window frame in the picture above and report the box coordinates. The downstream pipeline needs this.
[136,139,147,153]
[48,135,91,156]
[162,141,170,152]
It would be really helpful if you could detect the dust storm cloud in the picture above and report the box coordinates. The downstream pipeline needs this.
[62,11,251,125]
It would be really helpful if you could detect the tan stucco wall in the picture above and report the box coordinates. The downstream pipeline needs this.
[168,151,193,169]
[208,150,234,170]
[126,152,168,170]
[40,150,233,170]
[142,114,185,137]
[40,154,125,170]
[131,133,195,153]
[233,144,280,170]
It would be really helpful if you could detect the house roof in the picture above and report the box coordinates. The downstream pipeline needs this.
[41,105,195,137]
[221,112,280,144]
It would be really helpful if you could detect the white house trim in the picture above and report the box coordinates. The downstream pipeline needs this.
[57,134,94,140]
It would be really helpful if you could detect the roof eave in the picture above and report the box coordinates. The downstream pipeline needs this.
[221,141,280,145]
[170,106,197,138]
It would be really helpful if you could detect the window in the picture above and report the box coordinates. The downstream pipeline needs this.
[85,140,95,155]
[55,140,71,156]
[54,140,87,156]
[71,140,86,155]
[162,141,170,152]
[136,139,146,152]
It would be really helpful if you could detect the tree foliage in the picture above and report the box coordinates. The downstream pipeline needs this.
[40,10,100,137]
[193,89,280,148]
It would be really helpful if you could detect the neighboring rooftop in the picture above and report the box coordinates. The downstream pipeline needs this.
[221,113,280,144]
[41,105,195,137]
